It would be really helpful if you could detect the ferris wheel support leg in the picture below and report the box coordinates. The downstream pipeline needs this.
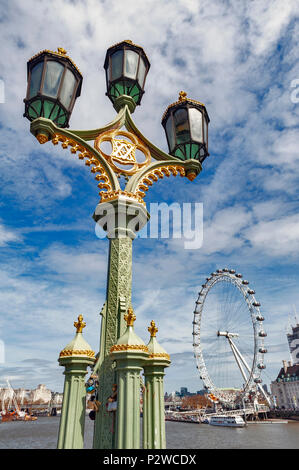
[256,385,271,408]
[228,340,271,407]
[227,338,248,383]
[228,340,251,375]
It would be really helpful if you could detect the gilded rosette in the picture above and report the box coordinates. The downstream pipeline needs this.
[94,129,151,175]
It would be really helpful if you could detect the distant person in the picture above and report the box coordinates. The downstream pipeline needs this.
[107,384,117,412]
[88,395,100,421]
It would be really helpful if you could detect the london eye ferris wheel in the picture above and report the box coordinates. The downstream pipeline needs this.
[193,268,270,408]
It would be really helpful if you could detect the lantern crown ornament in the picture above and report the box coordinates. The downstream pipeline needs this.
[24,47,83,128]
[104,39,150,111]
[162,91,210,163]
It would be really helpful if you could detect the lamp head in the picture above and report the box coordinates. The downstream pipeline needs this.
[104,40,150,111]
[24,48,83,128]
[162,91,210,163]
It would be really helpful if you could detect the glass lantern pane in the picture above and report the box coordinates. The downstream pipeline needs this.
[174,147,185,160]
[49,103,60,121]
[124,50,139,79]
[29,100,42,118]
[57,112,67,126]
[43,99,55,118]
[43,61,64,98]
[165,116,175,151]
[174,108,189,144]
[137,56,146,87]
[59,68,76,109]
[111,50,123,81]
[111,82,124,98]
[29,62,44,98]
[128,83,140,102]
[189,107,203,143]
[191,143,199,159]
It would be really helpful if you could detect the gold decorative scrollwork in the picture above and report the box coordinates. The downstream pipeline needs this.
[51,133,114,196]
[148,353,171,361]
[110,344,149,353]
[100,189,145,206]
[36,133,49,144]
[135,164,185,199]
[94,129,151,176]
[59,349,95,358]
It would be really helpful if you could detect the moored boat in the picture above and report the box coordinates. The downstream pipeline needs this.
[207,415,245,427]
[1,410,37,422]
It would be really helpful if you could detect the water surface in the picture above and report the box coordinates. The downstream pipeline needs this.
[0,417,298,449]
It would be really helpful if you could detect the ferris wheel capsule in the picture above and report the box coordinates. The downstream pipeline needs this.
[222,268,229,272]
[259,347,267,353]
[259,331,267,337]
[236,273,243,278]
[254,378,262,384]
[258,363,266,370]
[253,301,261,307]
[256,315,264,321]
[229,269,236,274]
[242,280,249,285]
[248,289,255,294]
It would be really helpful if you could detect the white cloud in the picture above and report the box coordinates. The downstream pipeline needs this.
[246,0,295,56]
[0,223,21,246]
[245,213,299,257]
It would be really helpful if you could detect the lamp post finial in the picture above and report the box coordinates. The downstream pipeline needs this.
[148,320,158,337]
[124,307,136,327]
[74,314,86,333]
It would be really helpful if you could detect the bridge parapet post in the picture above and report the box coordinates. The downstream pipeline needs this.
[57,315,95,449]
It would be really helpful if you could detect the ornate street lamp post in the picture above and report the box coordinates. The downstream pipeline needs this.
[24,41,210,449]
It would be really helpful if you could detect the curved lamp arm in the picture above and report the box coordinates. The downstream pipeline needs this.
[30,117,120,193]
[125,158,202,199]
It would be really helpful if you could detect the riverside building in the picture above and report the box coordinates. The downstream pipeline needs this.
[271,321,299,410]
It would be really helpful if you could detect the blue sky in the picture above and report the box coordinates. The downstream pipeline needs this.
[0,0,299,394]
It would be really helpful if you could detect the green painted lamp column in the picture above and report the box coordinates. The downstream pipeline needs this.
[110,307,149,449]
[143,320,171,449]
[93,196,150,449]
[57,315,95,449]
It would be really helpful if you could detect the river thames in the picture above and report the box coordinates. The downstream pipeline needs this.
[0,417,298,449]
